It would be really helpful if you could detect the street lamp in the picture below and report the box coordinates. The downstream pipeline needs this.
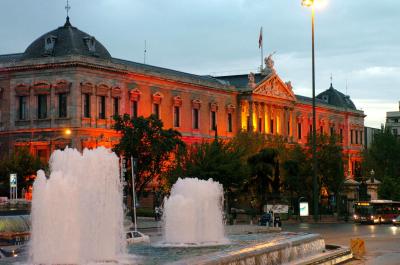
[301,0,323,222]
[370,169,375,183]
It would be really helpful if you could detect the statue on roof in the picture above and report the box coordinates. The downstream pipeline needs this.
[262,52,276,75]
[248,72,256,89]
[285,81,292,90]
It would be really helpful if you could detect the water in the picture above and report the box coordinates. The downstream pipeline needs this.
[162,178,228,246]
[29,147,125,264]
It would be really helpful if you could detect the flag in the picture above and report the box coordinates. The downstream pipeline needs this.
[258,27,263,49]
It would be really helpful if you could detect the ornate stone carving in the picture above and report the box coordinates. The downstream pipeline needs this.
[226,103,236,113]
[111,87,122,98]
[210,102,218,112]
[15,83,30,96]
[248,72,256,89]
[173,96,183,107]
[54,80,71,94]
[152,92,164,104]
[33,81,51,95]
[96,83,110,96]
[129,88,141,101]
[263,53,276,74]
[285,81,292,90]
[191,99,202,109]
[81,81,94,94]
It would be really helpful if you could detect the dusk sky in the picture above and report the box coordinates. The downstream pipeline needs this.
[1,0,399,128]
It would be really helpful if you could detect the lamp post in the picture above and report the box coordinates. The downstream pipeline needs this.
[370,169,375,183]
[302,0,318,222]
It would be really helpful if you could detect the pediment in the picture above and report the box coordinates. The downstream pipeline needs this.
[253,74,296,101]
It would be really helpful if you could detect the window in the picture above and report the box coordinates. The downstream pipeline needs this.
[340,128,343,143]
[355,131,359,144]
[153,103,160,119]
[18,96,28,120]
[360,131,363,144]
[83,94,90,118]
[320,126,323,135]
[298,123,302,139]
[330,127,334,136]
[113,97,119,116]
[393,129,398,135]
[174,106,180,127]
[350,130,354,144]
[258,118,262,133]
[193,108,199,129]
[132,101,138,118]
[98,96,106,119]
[228,113,232,132]
[270,119,274,134]
[37,95,47,119]
[58,93,67,118]
[211,111,217,130]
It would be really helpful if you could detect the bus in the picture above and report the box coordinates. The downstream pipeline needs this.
[353,200,400,224]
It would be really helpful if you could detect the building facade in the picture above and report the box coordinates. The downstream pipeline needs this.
[385,102,400,136]
[0,18,365,176]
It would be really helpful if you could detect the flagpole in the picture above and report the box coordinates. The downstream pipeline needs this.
[260,27,264,72]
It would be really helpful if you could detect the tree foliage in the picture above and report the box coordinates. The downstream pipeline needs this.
[363,127,400,200]
[112,114,185,198]
[0,147,44,196]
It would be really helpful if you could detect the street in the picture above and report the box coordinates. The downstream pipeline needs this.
[284,222,400,265]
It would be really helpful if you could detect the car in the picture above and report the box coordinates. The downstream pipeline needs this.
[126,230,150,244]
[392,215,400,226]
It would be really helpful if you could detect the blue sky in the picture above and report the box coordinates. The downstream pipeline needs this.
[1,0,399,127]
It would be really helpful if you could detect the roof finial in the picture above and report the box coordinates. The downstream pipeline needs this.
[64,0,72,27]
[330,73,333,88]
[65,0,71,17]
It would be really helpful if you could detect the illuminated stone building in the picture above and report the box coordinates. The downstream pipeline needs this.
[0,18,364,176]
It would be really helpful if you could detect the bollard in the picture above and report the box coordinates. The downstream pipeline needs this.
[350,238,366,258]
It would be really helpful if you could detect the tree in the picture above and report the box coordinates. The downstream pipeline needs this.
[363,127,400,200]
[282,145,312,205]
[112,114,185,201]
[176,139,248,214]
[247,148,280,213]
[0,147,44,197]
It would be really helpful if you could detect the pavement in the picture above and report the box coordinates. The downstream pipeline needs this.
[135,217,400,265]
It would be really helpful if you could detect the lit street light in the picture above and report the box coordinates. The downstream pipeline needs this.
[301,0,327,222]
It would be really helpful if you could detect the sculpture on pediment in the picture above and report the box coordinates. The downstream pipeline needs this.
[264,52,276,73]
[248,72,256,89]
[285,81,292,90]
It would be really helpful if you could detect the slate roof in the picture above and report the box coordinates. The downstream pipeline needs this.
[21,17,111,60]
[112,58,233,90]
[215,72,272,91]
[0,53,23,64]
[316,83,357,110]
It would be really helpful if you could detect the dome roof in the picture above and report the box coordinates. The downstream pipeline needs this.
[22,17,111,60]
[316,83,357,110]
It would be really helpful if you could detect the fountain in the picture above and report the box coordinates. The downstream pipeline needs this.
[29,147,125,264]
[0,149,353,265]
[162,178,228,246]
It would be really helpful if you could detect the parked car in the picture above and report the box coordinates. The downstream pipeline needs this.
[392,215,400,226]
[126,230,150,244]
